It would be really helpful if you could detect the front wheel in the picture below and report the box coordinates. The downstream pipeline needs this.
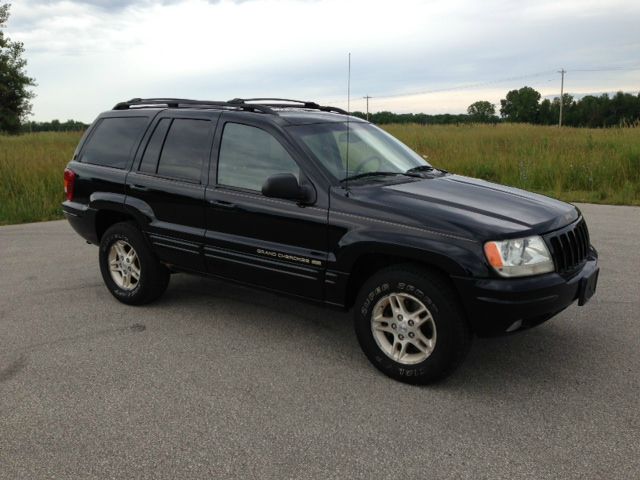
[354,266,471,384]
[99,222,170,305]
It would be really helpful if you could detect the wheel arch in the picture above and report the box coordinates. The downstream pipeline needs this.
[95,209,138,242]
[336,241,473,310]
[90,193,155,243]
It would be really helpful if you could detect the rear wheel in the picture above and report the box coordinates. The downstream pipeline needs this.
[99,222,169,305]
[354,266,471,384]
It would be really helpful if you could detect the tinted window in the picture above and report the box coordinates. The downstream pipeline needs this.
[217,123,299,191]
[157,119,212,182]
[80,117,148,169]
[139,118,171,174]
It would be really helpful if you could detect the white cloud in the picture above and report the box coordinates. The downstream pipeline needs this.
[6,0,640,120]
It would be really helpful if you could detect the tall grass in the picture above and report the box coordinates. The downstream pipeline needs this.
[0,131,82,225]
[0,124,638,226]
[383,123,640,206]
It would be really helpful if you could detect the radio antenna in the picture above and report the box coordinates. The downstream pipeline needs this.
[345,52,351,195]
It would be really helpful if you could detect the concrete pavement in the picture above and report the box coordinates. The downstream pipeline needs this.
[0,203,638,479]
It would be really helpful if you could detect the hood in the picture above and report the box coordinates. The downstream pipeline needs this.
[358,174,579,240]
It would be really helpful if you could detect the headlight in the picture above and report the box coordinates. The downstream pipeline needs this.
[484,236,554,277]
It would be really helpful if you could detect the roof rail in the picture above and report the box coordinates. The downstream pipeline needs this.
[112,97,349,116]
[112,98,274,114]
[229,97,348,115]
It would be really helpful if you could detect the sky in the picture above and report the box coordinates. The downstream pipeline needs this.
[6,0,640,122]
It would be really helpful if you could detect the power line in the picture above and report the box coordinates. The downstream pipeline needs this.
[322,64,640,107]
[370,70,557,100]
[570,65,640,72]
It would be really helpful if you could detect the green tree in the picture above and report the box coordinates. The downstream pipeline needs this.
[467,100,496,123]
[538,98,554,125]
[0,3,36,134]
[572,95,604,127]
[499,86,541,123]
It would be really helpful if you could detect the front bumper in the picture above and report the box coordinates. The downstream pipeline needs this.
[452,251,599,336]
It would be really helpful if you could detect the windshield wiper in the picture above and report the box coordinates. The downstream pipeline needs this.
[340,171,405,183]
[405,165,448,175]
[405,165,435,174]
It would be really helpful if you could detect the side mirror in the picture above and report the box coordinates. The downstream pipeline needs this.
[262,173,314,204]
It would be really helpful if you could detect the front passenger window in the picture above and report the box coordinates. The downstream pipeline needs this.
[217,123,299,192]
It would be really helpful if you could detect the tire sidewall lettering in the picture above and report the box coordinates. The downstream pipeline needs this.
[361,280,438,318]
[361,282,390,316]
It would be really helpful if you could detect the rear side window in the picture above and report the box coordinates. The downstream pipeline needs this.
[217,123,299,191]
[155,119,212,182]
[80,117,148,169]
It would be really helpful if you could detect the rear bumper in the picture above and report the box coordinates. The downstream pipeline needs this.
[62,201,98,244]
[452,250,599,336]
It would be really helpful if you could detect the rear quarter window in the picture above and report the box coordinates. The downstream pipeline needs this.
[79,117,148,169]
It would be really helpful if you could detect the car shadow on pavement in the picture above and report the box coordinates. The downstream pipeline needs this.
[157,273,598,393]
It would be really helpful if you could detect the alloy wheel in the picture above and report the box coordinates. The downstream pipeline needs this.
[371,292,437,365]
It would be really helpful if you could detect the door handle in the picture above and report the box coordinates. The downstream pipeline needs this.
[130,184,149,192]
[207,199,236,208]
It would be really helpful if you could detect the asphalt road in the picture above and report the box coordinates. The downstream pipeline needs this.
[1,203,639,480]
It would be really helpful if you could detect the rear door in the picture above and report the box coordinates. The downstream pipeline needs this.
[125,110,219,272]
[203,114,329,300]
[70,114,152,207]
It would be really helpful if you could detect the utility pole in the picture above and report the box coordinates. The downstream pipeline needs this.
[363,95,372,121]
[558,68,566,127]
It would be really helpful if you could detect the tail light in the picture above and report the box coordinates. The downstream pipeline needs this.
[63,168,76,201]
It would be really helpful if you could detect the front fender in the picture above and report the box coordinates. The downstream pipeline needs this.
[323,225,487,308]
[333,231,477,277]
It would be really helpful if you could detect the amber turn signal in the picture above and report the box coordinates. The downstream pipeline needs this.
[484,242,504,269]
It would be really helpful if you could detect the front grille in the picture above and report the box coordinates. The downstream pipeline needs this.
[546,219,591,273]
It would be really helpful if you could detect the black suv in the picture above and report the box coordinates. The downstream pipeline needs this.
[63,97,599,384]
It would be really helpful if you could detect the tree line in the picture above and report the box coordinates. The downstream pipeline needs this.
[18,89,640,133]
[352,88,640,127]
[350,111,479,125]
[22,119,88,133]
[499,87,640,127]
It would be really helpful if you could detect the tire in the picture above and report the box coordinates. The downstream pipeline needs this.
[99,222,170,305]
[354,265,471,384]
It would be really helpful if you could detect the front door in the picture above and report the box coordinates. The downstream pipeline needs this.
[204,116,328,300]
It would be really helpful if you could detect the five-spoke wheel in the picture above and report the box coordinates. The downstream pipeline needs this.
[108,240,141,291]
[371,292,437,365]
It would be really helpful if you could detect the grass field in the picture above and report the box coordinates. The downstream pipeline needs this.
[0,131,82,225]
[384,123,640,206]
[0,124,639,226]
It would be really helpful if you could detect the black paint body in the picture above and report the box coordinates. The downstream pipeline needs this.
[63,107,598,336]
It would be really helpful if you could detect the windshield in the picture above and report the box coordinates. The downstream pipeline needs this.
[288,122,429,181]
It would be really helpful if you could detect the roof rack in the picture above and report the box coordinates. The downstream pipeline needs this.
[112,98,275,114]
[229,98,348,115]
[113,97,348,115]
